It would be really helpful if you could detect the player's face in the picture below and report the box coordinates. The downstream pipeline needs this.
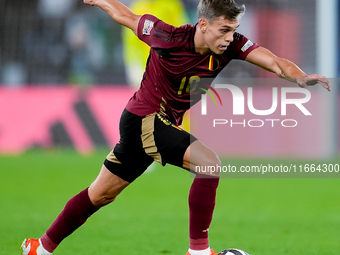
[201,16,239,54]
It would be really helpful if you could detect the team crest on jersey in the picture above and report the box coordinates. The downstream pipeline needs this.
[143,19,154,35]
[241,40,254,52]
[208,55,220,71]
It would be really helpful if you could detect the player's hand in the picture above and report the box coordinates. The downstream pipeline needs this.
[296,74,331,92]
[83,0,98,6]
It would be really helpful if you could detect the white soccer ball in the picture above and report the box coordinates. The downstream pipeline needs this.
[219,248,250,255]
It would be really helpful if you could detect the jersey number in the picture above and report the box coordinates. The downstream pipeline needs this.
[178,76,200,95]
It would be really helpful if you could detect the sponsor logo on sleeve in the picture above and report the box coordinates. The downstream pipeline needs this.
[143,19,154,35]
[241,40,254,52]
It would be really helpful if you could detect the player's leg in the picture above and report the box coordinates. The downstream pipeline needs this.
[22,109,153,255]
[183,139,221,176]
[183,140,220,255]
[149,114,220,255]
[88,164,130,207]
[21,165,131,255]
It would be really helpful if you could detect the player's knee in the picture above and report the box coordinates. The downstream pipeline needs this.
[206,152,221,167]
[93,194,117,207]
[196,150,221,177]
[89,185,127,208]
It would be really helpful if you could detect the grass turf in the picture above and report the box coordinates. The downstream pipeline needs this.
[0,149,339,254]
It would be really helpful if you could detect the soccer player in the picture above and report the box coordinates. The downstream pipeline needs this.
[21,0,330,255]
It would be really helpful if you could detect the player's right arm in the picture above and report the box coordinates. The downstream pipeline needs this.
[83,0,141,35]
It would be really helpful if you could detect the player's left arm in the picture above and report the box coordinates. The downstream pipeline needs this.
[245,46,331,91]
[84,0,141,35]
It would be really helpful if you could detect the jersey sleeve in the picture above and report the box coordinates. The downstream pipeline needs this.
[137,14,189,49]
[228,32,260,60]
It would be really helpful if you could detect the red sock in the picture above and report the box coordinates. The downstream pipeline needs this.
[189,174,219,250]
[41,188,98,253]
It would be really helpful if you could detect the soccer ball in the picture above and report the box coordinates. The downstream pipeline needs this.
[219,248,250,255]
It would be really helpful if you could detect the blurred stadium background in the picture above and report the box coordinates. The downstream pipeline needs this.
[0,0,339,155]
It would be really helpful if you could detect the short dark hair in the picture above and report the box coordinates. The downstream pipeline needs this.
[197,0,245,23]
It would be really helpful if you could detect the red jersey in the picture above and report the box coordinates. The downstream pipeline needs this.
[125,14,259,125]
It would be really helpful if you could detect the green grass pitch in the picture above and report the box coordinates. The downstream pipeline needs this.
[1,149,339,254]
